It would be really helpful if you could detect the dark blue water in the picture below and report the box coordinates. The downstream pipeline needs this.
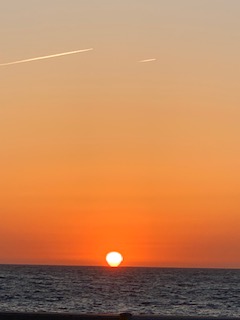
[0,265,239,316]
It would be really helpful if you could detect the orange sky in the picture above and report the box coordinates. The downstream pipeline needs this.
[0,0,240,268]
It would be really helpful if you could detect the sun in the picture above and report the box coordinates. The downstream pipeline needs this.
[106,251,123,267]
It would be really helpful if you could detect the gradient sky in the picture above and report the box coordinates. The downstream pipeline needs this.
[1,0,240,268]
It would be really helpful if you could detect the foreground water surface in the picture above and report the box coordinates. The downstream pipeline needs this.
[0,265,239,317]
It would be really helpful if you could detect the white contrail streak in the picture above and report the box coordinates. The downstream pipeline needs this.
[0,48,93,67]
[139,58,157,63]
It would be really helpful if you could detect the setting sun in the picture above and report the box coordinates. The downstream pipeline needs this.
[106,252,123,267]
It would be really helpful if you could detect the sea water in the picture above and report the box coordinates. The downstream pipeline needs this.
[0,265,239,316]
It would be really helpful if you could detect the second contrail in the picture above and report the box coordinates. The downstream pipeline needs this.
[139,58,157,63]
[0,48,93,67]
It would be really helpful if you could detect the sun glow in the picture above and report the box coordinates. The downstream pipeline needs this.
[106,252,123,267]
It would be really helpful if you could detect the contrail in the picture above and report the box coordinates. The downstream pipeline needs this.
[0,48,93,67]
[139,58,157,63]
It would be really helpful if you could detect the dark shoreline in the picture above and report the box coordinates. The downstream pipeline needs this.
[0,264,240,271]
[0,313,240,320]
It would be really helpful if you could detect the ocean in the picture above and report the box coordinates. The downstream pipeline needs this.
[0,265,239,317]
